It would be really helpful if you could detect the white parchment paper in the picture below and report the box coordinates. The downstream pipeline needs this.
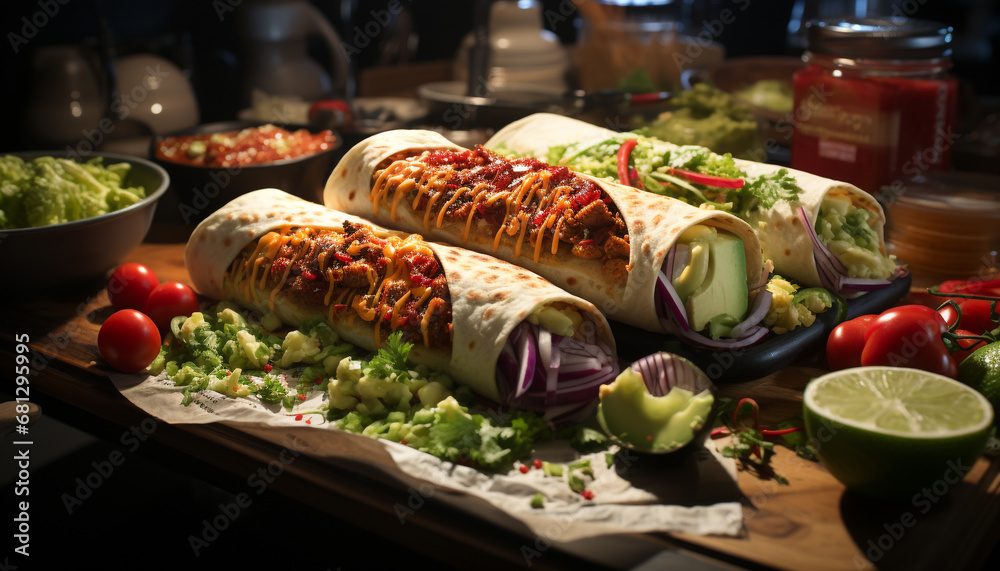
[110,371,745,541]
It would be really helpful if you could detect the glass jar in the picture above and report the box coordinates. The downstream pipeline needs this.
[791,18,958,194]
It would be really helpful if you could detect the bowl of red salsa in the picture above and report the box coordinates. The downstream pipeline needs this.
[150,122,340,234]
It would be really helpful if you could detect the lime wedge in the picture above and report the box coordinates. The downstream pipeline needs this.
[803,367,994,501]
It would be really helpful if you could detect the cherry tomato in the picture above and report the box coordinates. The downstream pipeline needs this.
[956,299,997,334]
[144,282,199,331]
[826,314,876,371]
[107,263,159,311]
[98,309,161,373]
[950,328,988,365]
[861,305,957,378]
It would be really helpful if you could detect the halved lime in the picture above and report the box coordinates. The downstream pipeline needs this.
[803,366,994,501]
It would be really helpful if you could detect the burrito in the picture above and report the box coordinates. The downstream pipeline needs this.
[185,188,619,413]
[324,130,773,349]
[486,113,905,295]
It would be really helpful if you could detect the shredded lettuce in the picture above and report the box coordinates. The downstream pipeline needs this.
[0,155,146,229]
[155,304,552,472]
[535,135,801,218]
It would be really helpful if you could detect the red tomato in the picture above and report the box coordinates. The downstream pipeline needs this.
[861,305,957,378]
[107,263,159,311]
[950,329,987,365]
[144,282,199,331]
[955,299,998,334]
[938,302,959,328]
[938,298,998,334]
[98,309,161,373]
[826,314,876,370]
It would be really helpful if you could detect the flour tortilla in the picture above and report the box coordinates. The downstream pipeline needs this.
[486,113,890,288]
[185,188,616,403]
[323,130,764,333]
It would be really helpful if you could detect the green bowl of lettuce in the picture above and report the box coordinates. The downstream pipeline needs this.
[0,151,168,293]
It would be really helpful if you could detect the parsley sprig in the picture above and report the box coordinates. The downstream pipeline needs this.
[712,397,816,486]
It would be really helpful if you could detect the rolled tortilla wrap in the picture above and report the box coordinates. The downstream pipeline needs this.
[323,130,766,338]
[185,188,619,409]
[486,113,901,293]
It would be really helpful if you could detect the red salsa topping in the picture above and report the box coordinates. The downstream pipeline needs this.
[156,124,336,168]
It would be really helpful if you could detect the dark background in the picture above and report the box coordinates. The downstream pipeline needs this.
[1,0,997,152]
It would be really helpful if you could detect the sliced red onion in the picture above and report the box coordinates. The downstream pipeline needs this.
[514,326,536,399]
[630,352,713,397]
[730,287,773,339]
[655,271,690,332]
[798,206,848,275]
[494,320,619,412]
[546,335,561,406]
[797,205,901,295]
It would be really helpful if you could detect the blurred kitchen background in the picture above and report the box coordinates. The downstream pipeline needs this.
[1,0,997,151]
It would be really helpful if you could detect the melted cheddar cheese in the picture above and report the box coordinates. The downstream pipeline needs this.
[225,223,453,349]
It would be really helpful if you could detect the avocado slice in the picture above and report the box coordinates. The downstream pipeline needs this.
[597,369,715,454]
[672,242,710,301]
[684,232,748,334]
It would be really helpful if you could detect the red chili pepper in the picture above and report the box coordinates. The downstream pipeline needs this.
[263,364,273,373]
[294,414,303,421]
[733,398,761,458]
[301,270,317,280]
[334,252,353,264]
[305,418,312,424]
[667,168,745,189]
[382,308,392,321]
[616,140,639,188]
[938,277,1000,297]
[578,239,595,247]
[759,427,804,437]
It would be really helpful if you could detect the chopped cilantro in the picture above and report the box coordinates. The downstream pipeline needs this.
[367,331,412,379]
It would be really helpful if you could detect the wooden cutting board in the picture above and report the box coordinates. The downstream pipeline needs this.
[4,242,998,570]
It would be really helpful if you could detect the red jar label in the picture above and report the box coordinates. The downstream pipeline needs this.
[791,65,956,194]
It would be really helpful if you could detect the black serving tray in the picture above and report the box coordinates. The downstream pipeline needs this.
[609,272,912,383]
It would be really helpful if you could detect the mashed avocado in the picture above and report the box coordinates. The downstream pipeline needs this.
[597,368,714,454]
[636,83,762,159]
[735,80,794,113]
[815,194,896,279]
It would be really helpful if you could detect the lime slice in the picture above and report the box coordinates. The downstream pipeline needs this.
[803,367,994,501]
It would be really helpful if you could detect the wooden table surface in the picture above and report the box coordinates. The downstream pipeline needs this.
[4,241,999,570]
